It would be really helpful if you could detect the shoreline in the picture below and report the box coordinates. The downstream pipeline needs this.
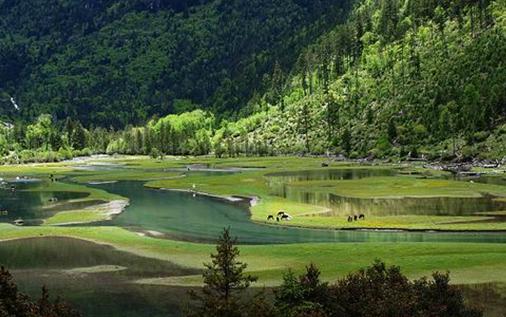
[152,185,506,234]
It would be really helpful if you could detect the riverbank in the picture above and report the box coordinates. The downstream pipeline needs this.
[2,156,506,230]
[1,224,506,286]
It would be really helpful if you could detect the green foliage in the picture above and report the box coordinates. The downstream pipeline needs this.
[0,0,353,127]
[187,227,257,317]
[0,0,505,160]
[226,0,506,159]
[275,264,331,317]
[186,240,482,317]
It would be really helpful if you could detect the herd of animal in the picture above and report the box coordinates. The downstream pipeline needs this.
[267,210,292,222]
[267,210,367,223]
[348,214,365,222]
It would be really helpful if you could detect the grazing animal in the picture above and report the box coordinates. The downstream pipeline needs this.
[353,215,358,221]
[359,214,365,220]
[48,197,58,203]
[277,211,285,217]
[10,186,15,192]
[13,218,24,226]
[281,214,290,220]
[321,163,329,167]
[347,216,353,222]
[276,217,280,222]
[267,215,274,221]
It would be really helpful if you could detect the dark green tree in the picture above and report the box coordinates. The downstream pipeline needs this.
[187,228,257,317]
[0,266,80,317]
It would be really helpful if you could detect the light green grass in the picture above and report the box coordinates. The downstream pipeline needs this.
[44,210,110,225]
[146,167,506,231]
[28,181,123,201]
[276,215,506,231]
[1,223,506,286]
[30,181,128,225]
[290,176,506,198]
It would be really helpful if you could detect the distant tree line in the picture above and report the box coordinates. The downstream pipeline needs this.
[187,228,482,317]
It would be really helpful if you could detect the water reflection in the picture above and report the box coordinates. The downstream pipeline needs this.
[0,182,89,225]
[93,181,506,244]
[267,169,506,217]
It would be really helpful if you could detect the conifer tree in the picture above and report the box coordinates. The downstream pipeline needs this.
[187,228,257,317]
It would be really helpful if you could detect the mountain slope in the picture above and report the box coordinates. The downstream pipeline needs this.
[214,0,506,160]
[0,0,353,127]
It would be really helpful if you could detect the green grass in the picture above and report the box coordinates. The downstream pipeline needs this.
[1,156,506,288]
[146,165,506,231]
[290,176,506,198]
[2,156,505,230]
[44,210,110,225]
[70,169,182,183]
[280,215,506,231]
[28,181,124,201]
[29,181,128,225]
[0,223,505,286]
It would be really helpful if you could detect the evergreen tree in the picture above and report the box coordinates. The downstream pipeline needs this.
[187,228,257,317]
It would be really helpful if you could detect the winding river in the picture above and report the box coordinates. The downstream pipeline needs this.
[1,167,506,316]
[90,180,506,244]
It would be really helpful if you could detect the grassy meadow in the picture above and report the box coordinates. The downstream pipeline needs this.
[1,156,506,288]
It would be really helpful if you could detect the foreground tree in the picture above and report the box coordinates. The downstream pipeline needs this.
[275,264,334,317]
[187,228,257,317]
[293,260,481,317]
[0,266,80,317]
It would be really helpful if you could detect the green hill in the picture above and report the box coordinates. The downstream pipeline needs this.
[0,0,352,127]
[0,0,505,161]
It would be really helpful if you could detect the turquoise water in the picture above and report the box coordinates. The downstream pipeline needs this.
[0,181,88,225]
[94,181,506,244]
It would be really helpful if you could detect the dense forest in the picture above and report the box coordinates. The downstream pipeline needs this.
[0,0,505,162]
[0,0,352,126]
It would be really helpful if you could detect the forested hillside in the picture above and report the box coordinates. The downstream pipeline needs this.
[0,0,505,163]
[0,0,352,126]
[219,0,506,160]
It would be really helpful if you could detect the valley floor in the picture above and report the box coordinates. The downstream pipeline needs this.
[0,156,506,315]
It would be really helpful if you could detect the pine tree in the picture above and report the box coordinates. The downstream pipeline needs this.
[187,228,257,317]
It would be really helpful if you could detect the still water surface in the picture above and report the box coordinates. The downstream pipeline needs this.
[93,181,506,244]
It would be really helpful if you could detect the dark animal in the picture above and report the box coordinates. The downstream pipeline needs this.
[267,215,274,221]
[281,214,290,220]
[10,186,15,192]
[359,214,365,220]
[276,217,280,222]
[354,215,358,221]
[321,163,329,167]
[347,216,353,222]
[277,211,285,217]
